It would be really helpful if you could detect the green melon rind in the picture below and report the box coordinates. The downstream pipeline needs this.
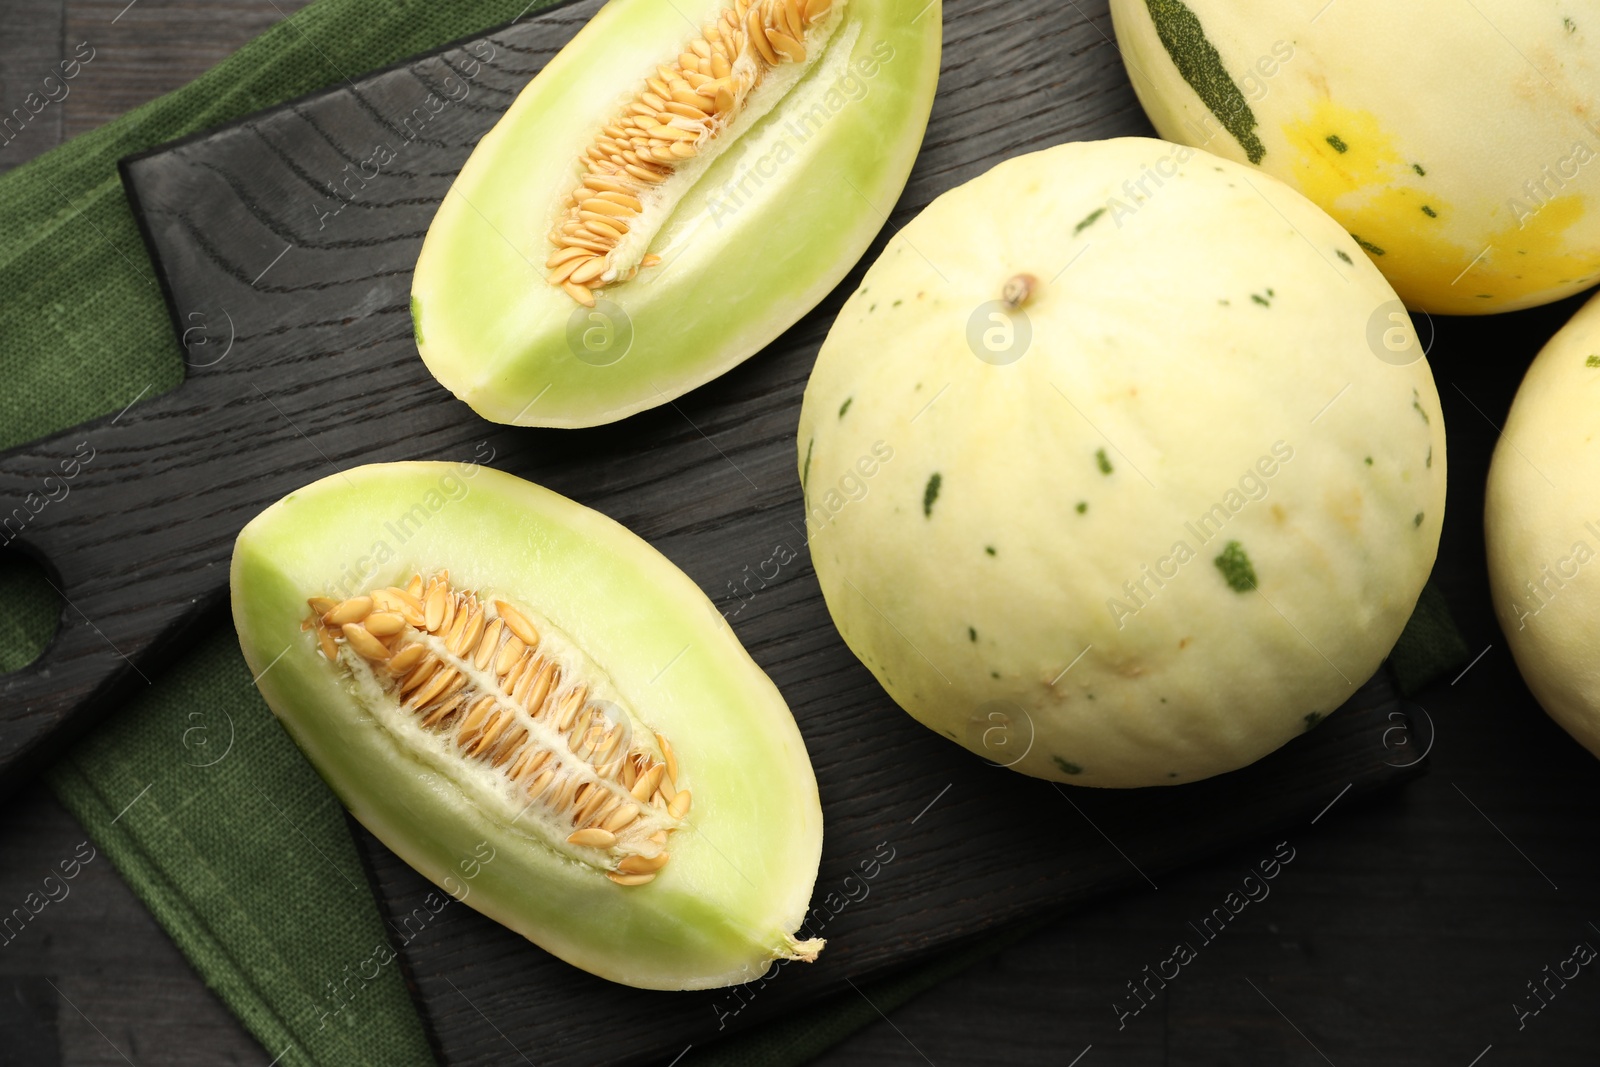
[230,462,824,990]
[412,0,942,428]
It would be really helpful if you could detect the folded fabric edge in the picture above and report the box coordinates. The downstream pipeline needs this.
[46,756,316,1064]
[1388,578,1470,697]
[0,0,1467,1055]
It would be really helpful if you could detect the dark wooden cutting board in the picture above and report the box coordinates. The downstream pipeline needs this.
[0,0,1433,1063]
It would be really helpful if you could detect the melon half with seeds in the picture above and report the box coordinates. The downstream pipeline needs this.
[230,462,824,989]
[799,138,1447,788]
[1109,0,1600,315]
[411,0,941,427]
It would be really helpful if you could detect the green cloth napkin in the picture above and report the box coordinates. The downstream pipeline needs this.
[0,5,572,1062]
[0,1,1471,1062]
[1387,580,1469,697]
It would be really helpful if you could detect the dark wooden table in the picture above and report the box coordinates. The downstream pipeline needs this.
[3,3,1599,1065]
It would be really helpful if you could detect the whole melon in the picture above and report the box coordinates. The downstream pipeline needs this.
[1108,0,1600,315]
[1486,292,1600,759]
[798,137,1446,788]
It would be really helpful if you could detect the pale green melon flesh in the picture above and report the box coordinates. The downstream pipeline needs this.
[412,0,941,427]
[799,137,1447,788]
[230,462,823,989]
[1487,291,1600,759]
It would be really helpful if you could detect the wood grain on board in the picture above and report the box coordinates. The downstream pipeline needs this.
[6,0,1600,1064]
[47,1,1439,1063]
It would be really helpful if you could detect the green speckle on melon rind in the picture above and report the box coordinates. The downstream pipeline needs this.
[1053,756,1084,775]
[1075,207,1107,234]
[839,397,852,418]
[1325,134,1349,153]
[1303,712,1323,731]
[1353,235,1387,256]
[1143,0,1267,164]
[1586,355,1600,368]
[1213,540,1257,592]
[799,137,1449,790]
[801,437,814,493]
[923,472,942,517]
[1096,448,1114,475]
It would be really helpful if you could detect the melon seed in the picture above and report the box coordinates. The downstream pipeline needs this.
[305,572,686,883]
[547,0,842,307]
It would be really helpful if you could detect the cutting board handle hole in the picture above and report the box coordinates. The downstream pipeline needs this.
[0,543,63,675]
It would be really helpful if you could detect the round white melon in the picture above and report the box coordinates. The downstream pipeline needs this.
[1487,291,1600,759]
[798,137,1446,788]
[1109,0,1600,315]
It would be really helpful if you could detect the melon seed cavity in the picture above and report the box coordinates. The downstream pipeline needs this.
[304,573,689,886]
[548,0,843,306]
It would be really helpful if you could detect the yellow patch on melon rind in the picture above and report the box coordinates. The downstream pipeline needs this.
[1282,99,1600,312]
